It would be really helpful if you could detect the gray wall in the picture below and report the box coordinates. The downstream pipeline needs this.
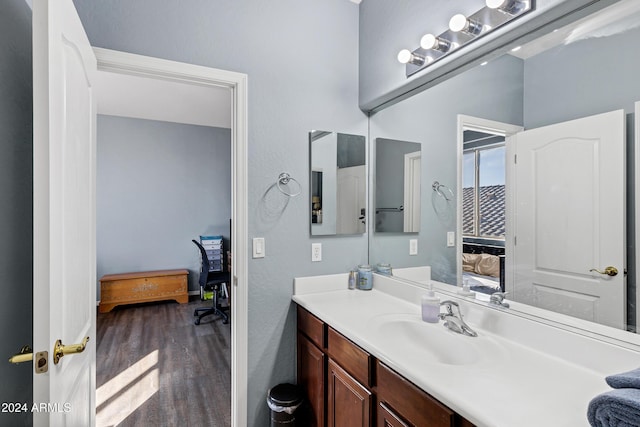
[337,133,366,168]
[358,0,622,111]
[0,0,33,426]
[523,24,640,129]
[97,115,231,293]
[369,55,524,283]
[72,1,368,425]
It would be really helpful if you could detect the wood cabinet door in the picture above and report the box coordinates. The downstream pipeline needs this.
[298,333,326,427]
[327,358,371,427]
[377,402,410,427]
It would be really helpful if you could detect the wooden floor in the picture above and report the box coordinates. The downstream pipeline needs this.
[96,299,231,427]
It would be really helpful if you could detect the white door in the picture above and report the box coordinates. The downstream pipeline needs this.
[509,110,625,329]
[33,0,97,425]
[336,165,366,234]
[403,151,421,232]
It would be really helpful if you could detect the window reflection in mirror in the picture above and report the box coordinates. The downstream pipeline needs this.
[462,131,506,242]
[375,138,421,233]
[309,131,366,236]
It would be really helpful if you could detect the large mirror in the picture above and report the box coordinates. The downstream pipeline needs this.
[368,0,640,337]
[375,138,421,233]
[310,131,366,236]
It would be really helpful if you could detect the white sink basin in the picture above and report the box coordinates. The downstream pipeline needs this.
[369,313,508,367]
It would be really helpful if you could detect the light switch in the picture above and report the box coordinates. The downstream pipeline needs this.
[252,237,265,258]
[409,239,418,255]
[447,231,455,247]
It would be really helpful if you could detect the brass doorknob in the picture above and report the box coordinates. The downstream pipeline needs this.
[53,336,90,365]
[589,266,618,277]
[8,345,33,364]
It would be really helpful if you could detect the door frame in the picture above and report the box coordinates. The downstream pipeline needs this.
[93,48,249,426]
[636,101,640,333]
[456,115,523,286]
[403,151,421,232]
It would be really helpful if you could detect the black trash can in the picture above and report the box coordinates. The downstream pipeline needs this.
[267,383,304,426]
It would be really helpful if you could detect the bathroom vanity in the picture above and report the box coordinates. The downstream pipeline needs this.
[293,273,640,427]
[297,305,473,426]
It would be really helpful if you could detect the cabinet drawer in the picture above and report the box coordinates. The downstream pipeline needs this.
[327,327,371,387]
[377,402,410,427]
[297,306,325,348]
[377,362,455,427]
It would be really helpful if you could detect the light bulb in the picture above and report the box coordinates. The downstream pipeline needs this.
[397,49,426,66]
[449,14,468,32]
[420,34,452,52]
[486,0,525,15]
[397,49,412,64]
[420,34,437,50]
[449,14,483,35]
[486,0,507,8]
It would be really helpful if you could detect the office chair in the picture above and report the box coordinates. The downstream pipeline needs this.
[192,239,229,325]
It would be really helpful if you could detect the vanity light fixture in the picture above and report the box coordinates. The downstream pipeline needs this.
[399,0,534,78]
[449,14,484,35]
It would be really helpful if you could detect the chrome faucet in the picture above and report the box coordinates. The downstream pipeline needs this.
[489,291,510,308]
[439,300,477,337]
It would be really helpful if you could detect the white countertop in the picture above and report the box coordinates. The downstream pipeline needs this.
[292,273,640,427]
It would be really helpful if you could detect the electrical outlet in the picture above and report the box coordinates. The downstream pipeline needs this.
[409,239,418,255]
[311,243,322,262]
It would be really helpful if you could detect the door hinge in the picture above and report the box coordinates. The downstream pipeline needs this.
[514,154,517,164]
[514,236,517,246]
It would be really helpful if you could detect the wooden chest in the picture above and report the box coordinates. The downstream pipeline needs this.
[99,269,189,313]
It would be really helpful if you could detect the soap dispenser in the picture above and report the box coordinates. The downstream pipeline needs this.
[421,290,440,323]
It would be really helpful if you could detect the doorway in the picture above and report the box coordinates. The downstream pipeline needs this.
[92,48,248,426]
[456,115,522,294]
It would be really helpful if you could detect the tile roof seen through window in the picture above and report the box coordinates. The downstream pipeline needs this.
[462,185,505,238]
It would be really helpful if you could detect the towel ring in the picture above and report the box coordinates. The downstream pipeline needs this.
[276,172,301,197]
[432,181,454,202]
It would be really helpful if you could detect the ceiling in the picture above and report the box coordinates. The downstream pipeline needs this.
[94,69,232,129]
